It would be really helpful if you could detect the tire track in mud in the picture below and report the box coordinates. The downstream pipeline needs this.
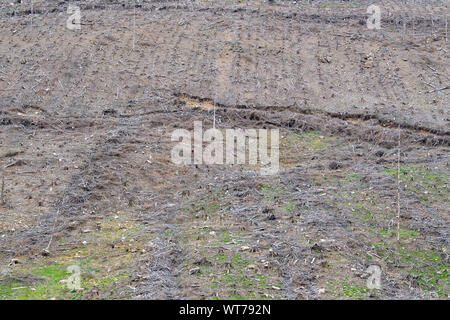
[175,93,450,145]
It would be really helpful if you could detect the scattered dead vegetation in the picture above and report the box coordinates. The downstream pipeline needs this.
[0,0,448,300]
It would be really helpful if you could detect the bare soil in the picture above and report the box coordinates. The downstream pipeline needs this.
[0,0,448,300]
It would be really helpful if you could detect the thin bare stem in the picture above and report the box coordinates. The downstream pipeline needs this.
[397,122,401,241]
[0,172,4,206]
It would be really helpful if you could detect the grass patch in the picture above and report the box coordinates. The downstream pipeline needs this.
[299,131,334,150]
[327,278,369,299]
[379,228,419,239]
[383,165,448,205]
[258,184,284,202]
[0,263,72,299]
[373,241,449,297]
[1,210,145,300]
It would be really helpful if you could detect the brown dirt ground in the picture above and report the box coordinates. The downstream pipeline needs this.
[0,0,448,300]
